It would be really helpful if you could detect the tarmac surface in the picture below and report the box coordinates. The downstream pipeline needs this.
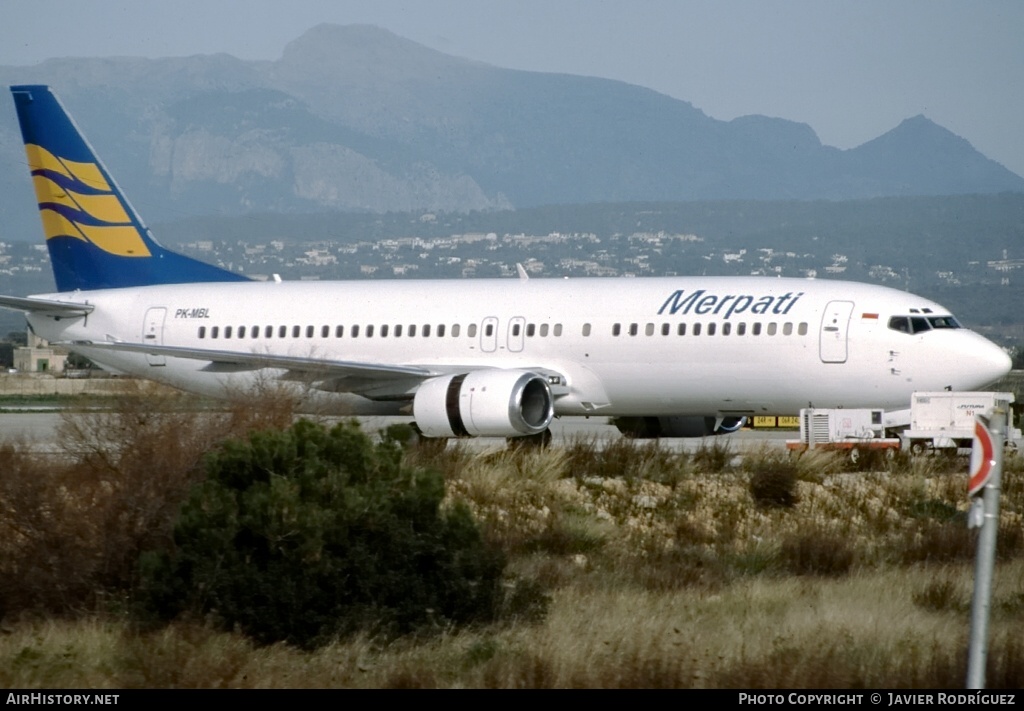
[0,409,793,453]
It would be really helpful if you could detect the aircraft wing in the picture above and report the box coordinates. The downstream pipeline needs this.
[0,295,94,317]
[71,340,570,402]
[75,341,436,380]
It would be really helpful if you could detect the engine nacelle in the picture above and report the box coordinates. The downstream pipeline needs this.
[414,369,555,438]
[613,415,746,439]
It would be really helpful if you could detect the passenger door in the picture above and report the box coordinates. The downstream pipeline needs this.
[819,300,854,363]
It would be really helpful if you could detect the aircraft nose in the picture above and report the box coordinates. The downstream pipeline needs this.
[966,334,1012,388]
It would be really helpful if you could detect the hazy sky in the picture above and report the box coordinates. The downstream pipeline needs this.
[1,0,1021,176]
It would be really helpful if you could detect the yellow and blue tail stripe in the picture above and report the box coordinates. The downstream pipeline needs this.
[11,85,249,292]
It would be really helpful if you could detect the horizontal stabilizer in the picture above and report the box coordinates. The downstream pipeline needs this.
[0,295,94,317]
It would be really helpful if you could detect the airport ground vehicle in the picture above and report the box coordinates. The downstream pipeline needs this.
[786,391,1020,460]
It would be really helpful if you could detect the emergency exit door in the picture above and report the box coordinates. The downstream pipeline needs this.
[142,307,167,366]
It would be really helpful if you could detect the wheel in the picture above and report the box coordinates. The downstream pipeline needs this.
[848,447,861,465]
[909,441,927,457]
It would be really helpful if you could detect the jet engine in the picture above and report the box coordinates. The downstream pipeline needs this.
[613,415,747,439]
[413,369,555,438]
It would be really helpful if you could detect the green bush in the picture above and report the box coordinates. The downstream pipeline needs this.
[138,419,511,648]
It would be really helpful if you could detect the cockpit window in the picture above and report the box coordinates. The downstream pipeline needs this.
[888,317,910,334]
[928,316,961,329]
[889,315,961,334]
[910,316,930,333]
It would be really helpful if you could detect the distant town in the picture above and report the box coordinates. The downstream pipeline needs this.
[2,229,1012,287]
[2,221,1023,345]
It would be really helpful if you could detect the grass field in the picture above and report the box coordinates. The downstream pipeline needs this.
[0,392,1022,688]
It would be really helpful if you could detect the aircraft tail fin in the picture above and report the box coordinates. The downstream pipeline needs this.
[10,85,249,292]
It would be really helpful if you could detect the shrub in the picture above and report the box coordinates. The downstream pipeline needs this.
[565,436,686,483]
[912,578,967,613]
[692,438,733,473]
[900,523,977,565]
[780,526,855,576]
[0,385,230,617]
[138,419,516,648]
[747,453,800,508]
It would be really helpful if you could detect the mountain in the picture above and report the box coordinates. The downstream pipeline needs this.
[1,24,1021,241]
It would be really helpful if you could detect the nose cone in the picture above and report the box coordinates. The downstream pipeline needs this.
[960,333,1012,389]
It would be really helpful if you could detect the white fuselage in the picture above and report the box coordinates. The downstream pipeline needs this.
[27,275,1011,418]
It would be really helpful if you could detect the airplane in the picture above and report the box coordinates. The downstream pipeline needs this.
[0,84,1012,441]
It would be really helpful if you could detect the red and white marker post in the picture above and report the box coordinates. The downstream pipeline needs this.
[966,411,1006,690]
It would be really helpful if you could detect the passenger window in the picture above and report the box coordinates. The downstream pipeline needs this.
[452,324,460,337]
[321,325,329,338]
[409,325,417,337]
[468,324,477,338]
[292,325,300,338]
[278,325,287,338]
[306,325,314,338]
[335,325,344,338]
[436,324,444,337]
[366,325,374,338]
[612,323,621,336]
[783,322,793,336]
[225,326,233,339]
[693,323,702,336]
[661,323,670,336]
[252,326,259,340]
[752,323,762,336]
[352,325,360,338]
[554,324,562,337]
[677,323,686,336]
[722,322,731,336]
[737,323,746,336]
[767,323,777,336]
[512,324,521,337]
[394,325,403,337]
[211,326,219,339]
[629,323,638,336]
[238,326,246,339]
[645,323,654,336]
[540,324,548,337]
[265,325,273,338]
[798,322,808,336]
[707,323,716,336]
[198,326,206,339]
[381,325,389,337]
[422,324,431,337]
[526,324,535,337]
[582,323,591,337]
[484,324,492,337]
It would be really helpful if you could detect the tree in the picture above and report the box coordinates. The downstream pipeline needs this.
[5,331,27,346]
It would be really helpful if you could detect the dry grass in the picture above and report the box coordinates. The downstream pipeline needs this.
[1,563,1021,688]
[1,418,1023,687]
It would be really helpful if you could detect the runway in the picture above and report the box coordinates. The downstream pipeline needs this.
[0,409,793,453]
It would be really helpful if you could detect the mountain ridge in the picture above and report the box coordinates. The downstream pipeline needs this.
[0,23,1020,241]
